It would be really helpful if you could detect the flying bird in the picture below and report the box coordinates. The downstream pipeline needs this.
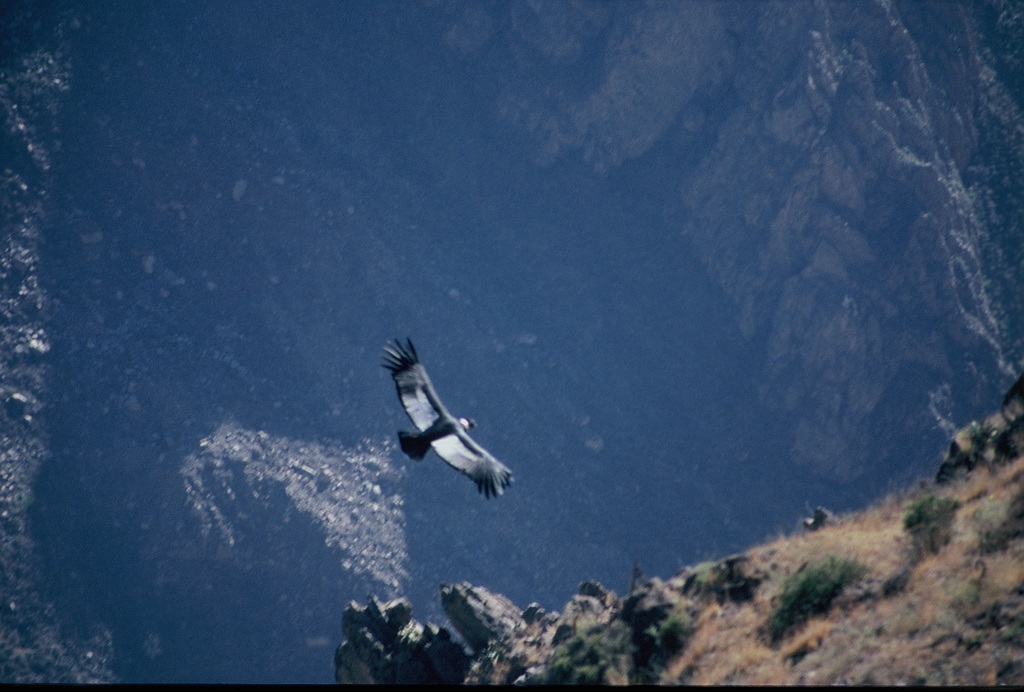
[382,338,513,498]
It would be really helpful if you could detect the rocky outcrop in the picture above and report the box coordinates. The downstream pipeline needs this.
[937,369,1024,483]
[439,582,525,652]
[338,465,1024,685]
[460,579,637,685]
[676,553,765,604]
[803,506,841,532]
[333,573,717,684]
[333,597,469,684]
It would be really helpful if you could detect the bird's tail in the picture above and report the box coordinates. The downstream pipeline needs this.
[398,430,431,460]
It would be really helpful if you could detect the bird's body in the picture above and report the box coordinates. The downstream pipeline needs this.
[382,338,514,498]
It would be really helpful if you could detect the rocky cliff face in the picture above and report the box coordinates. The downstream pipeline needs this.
[439,0,1024,483]
[336,370,1024,685]
[0,7,114,682]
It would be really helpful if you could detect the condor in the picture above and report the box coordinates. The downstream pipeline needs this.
[382,338,514,498]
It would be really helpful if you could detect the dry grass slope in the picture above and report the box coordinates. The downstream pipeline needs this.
[660,452,1024,685]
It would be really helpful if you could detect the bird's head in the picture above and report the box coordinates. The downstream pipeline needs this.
[459,417,477,431]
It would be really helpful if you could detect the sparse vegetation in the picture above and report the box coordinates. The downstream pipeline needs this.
[937,416,1022,482]
[769,556,868,641]
[465,641,523,685]
[645,605,693,653]
[962,420,997,453]
[546,619,633,684]
[978,488,1024,553]
[937,420,997,482]
[904,494,960,556]
[452,451,1024,686]
[633,599,696,682]
[904,494,960,530]
[687,561,720,598]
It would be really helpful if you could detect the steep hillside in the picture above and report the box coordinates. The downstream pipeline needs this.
[336,370,1024,685]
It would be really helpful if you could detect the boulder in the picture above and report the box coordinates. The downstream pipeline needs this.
[440,582,526,652]
[521,602,546,625]
[803,506,840,532]
[679,554,763,603]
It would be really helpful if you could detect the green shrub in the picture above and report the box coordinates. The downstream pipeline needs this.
[769,556,868,641]
[904,494,960,556]
[645,606,693,653]
[547,619,633,684]
[978,489,1024,553]
[687,561,720,597]
[630,596,698,683]
[904,494,960,530]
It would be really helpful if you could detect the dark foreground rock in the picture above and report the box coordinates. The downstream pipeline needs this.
[334,597,469,684]
[334,573,720,684]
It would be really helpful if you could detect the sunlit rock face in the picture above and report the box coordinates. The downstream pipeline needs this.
[0,10,116,683]
[182,423,407,593]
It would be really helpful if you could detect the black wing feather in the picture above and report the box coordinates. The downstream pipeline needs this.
[382,338,447,431]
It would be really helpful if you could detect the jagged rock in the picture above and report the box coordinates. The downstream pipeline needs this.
[621,578,675,631]
[620,577,677,667]
[334,596,469,684]
[937,371,1024,484]
[1001,371,1024,422]
[521,603,546,625]
[620,576,700,678]
[545,582,619,651]
[460,586,566,685]
[679,554,763,604]
[560,594,611,627]
[937,422,996,483]
[803,506,840,532]
[440,582,526,652]
[578,579,610,602]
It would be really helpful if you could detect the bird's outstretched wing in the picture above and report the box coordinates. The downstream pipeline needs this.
[431,432,514,499]
[381,338,450,432]
[382,338,514,498]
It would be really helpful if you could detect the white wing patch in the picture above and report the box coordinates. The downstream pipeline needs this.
[431,435,483,475]
[396,365,438,432]
[431,434,511,498]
